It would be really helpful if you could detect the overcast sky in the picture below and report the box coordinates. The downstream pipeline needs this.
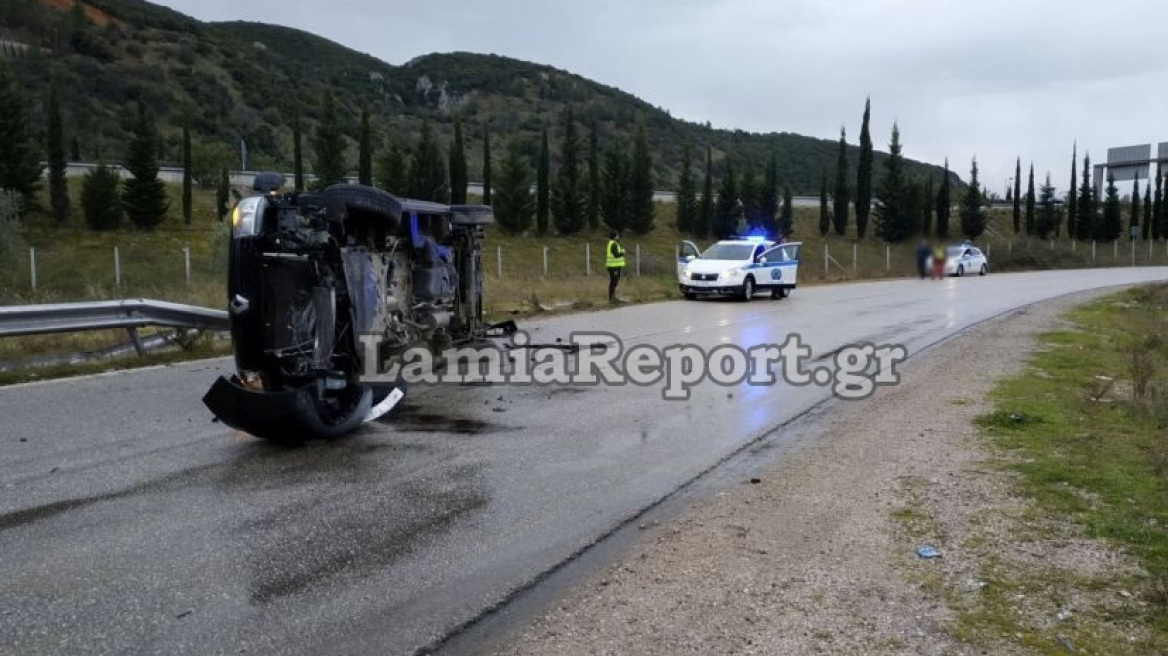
[158,0,1167,196]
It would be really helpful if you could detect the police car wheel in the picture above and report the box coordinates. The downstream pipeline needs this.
[741,277,755,302]
[956,265,964,277]
[772,287,788,300]
[979,264,988,276]
[684,291,697,300]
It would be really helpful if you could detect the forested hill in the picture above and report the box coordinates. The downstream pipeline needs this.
[0,0,960,193]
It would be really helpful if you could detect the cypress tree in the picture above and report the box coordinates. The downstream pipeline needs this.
[313,93,346,188]
[739,163,759,229]
[482,123,493,205]
[358,104,373,186]
[536,127,550,235]
[696,146,713,239]
[181,118,192,225]
[121,101,169,229]
[216,167,229,222]
[1066,143,1078,239]
[959,157,987,239]
[0,61,43,207]
[293,110,305,191]
[1143,182,1153,240]
[1130,178,1140,239]
[855,97,873,239]
[551,107,585,234]
[626,124,655,235]
[921,176,934,236]
[676,143,696,233]
[1075,153,1094,241]
[713,157,739,239]
[1012,157,1022,234]
[1025,163,1036,236]
[1102,173,1122,241]
[874,123,914,242]
[494,144,533,235]
[409,121,449,203]
[449,117,467,204]
[819,169,830,236]
[936,159,951,239]
[587,119,600,229]
[833,127,849,237]
[1036,174,1061,239]
[81,162,122,230]
[70,136,81,161]
[1154,169,1164,240]
[760,153,779,236]
[375,141,408,196]
[600,139,629,232]
[779,186,793,238]
[47,81,69,223]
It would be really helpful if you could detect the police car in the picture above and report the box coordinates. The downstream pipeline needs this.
[677,237,802,301]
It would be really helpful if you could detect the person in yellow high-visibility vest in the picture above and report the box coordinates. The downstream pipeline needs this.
[606,230,626,304]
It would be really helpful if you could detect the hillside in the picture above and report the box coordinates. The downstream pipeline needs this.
[1,0,960,194]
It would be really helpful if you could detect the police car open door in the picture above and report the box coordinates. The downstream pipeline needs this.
[677,240,700,282]
[761,241,801,297]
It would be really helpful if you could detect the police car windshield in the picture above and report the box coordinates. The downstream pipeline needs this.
[702,243,756,260]
[946,247,965,256]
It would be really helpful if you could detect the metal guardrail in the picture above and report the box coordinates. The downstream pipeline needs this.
[0,299,229,355]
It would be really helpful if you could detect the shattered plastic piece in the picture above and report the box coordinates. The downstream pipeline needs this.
[363,387,405,423]
[915,545,942,559]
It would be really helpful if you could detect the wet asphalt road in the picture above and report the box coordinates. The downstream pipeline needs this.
[2,268,1167,655]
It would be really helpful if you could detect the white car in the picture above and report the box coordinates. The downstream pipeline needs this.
[941,244,989,277]
[677,238,802,301]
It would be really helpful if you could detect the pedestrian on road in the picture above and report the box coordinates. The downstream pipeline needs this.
[931,243,947,280]
[915,239,930,279]
[606,230,627,304]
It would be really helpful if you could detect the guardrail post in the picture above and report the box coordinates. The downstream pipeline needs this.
[586,243,592,276]
[114,246,121,286]
[126,327,145,357]
[29,247,36,292]
[636,243,641,277]
[183,246,192,285]
[497,245,502,278]
[542,246,548,277]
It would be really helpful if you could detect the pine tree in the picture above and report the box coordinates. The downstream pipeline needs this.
[676,143,696,233]
[0,61,43,206]
[181,119,192,225]
[81,162,122,230]
[760,153,779,236]
[47,81,69,223]
[1025,164,1036,236]
[409,121,449,202]
[1143,182,1153,240]
[494,145,533,234]
[449,117,467,204]
[959,157,987,239]
[855,97,873,239]
[358,104,373,186]
[1130,178,1140,239]
[587,119,600,229]
[121,101,169,229]
[1075,153,1094,241]
[874,123,915,242]
[1036,174,1061,239]
[601,140,628,232]
[216,167,229,222]
[1154,169,1164,240]
[313,93,346,188]
[1012,157,1021,234]
[696,146,713,239]
[481,123,493,205]
[375,141,408,196]
[551,107,585,234]
[819,169,830,236]
[779,186,793,238]
[1066,143,1078,239]
[626,124,656,235]
[536,127,550,235]
[833,127,849,237]
[1101,173,1122,241]
[713,157,739,240]
[293,110,304,191]
[936,159,951,239]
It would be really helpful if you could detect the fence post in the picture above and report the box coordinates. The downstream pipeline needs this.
[1050,239,1054,250]
[1150,239,1154,262]
[852,243,857,273]
[1092,240,1096,261]
[1072,239,1076,253]
[1008,241,1013,256]
[114,246,121,286]
[497,245,502,279]
[183,246,191,285]
[635,243,641,277]
[824,244,829,277]
[29,247,36,292]
[885,244,890,271]
[1131,239,1136,267]
[986,242,991,259]
[542,246,548,277]
[1113,240,1118,261]
[586,243,592,276]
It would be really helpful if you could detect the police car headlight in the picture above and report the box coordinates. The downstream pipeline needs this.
[683,266,693,278]
[722,268,740,279]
